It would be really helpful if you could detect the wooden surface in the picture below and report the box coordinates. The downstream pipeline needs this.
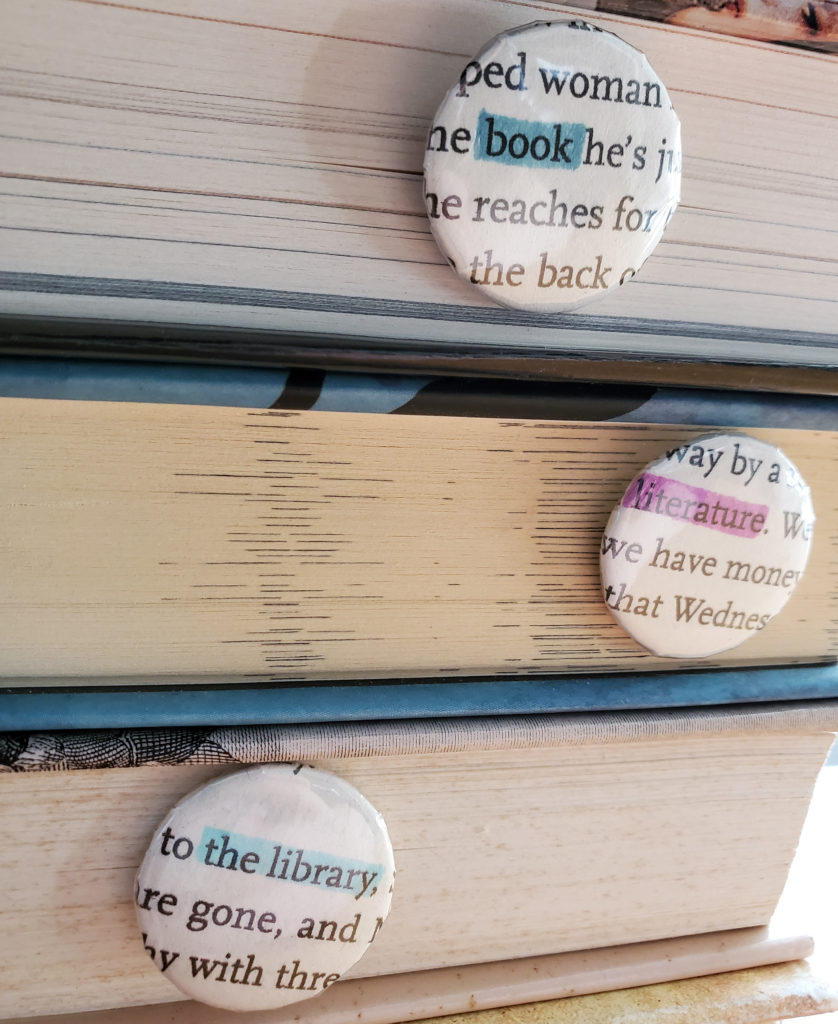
[409,962,838,1024]
[0,1,837,370]
[1,400,836,682]
[0,728,832,1018]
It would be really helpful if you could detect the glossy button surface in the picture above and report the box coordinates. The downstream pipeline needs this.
[424,20,681,311]
[600,433,814,658]
[135,764,395,1011]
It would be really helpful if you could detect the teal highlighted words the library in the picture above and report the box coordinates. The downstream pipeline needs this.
[198,826,384,899]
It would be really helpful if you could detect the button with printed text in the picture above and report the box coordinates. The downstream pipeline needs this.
[600,433,814,658]
[135,764,395,1011]
[424,20,681,311]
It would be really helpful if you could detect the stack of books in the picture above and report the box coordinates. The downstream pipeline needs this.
[0,0,836,385]
[1,0,837,1020]
[1,367,837,1022]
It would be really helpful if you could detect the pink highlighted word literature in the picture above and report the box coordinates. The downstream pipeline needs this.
[622,473,769,538]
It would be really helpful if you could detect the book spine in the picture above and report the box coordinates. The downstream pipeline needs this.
[3,698,838,771]
[1,357,836,429]
[4,664,838,734]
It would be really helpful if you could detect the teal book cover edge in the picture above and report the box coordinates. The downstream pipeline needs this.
[2,663,838,731]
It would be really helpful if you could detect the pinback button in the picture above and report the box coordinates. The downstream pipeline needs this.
[424,20,681,312]
[134,764,395,1012]
[600,433,814,658]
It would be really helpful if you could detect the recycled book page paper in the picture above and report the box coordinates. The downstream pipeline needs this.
[600,433,814,657]
[424,20,681,311]
[135,765,394,1011]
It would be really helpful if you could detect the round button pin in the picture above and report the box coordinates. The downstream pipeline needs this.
[424,21,681,312]
[600,434,814,658]
[135,764,395,1012]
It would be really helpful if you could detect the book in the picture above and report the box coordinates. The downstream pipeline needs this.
[1,702,837,1018]
[1,398,836,685]
[1,2,837,377]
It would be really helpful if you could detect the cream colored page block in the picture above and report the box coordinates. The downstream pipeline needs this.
[0,1,836,344]
[1,399,835,679]
[0,732,830,1017]
[1,399,836,681]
